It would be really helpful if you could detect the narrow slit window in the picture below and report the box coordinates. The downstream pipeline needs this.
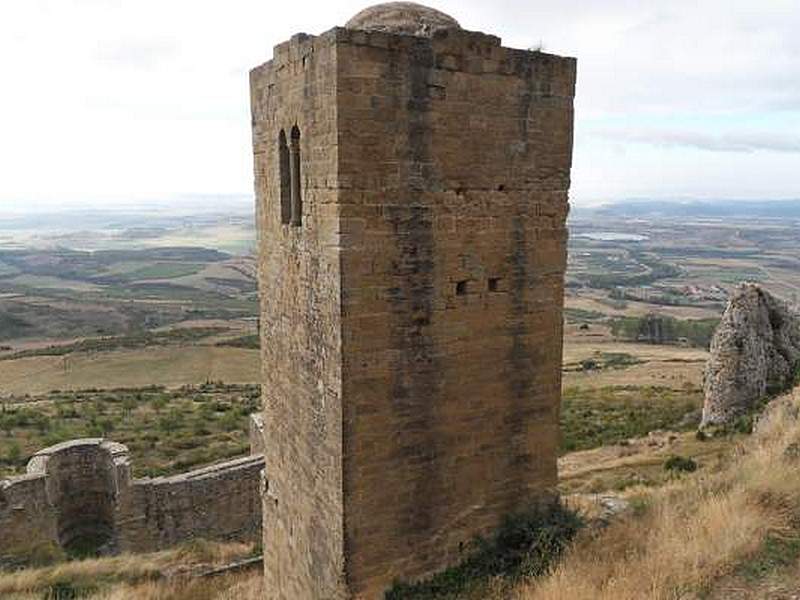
[456,280,468,296]
[290,125,302,227]
[278,130,291,225]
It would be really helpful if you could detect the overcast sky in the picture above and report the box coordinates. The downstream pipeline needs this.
[1,0,798,210]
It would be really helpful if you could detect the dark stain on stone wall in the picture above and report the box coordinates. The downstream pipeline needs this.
[386,38,443,539]
[505,214,534,503]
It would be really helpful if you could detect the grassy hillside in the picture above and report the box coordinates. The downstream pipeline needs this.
[5,389,798,599]
[523,389,800,599]
[0,540,261,600]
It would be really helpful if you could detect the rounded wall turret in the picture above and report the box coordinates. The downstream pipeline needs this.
[28,439,130,555]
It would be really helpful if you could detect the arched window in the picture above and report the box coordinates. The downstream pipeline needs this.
[278,130,291,225]
[290,125,302,227]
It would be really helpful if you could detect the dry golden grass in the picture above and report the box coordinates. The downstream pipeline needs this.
[517,390,800,600]
[561,337,708,389]
[0,540,255,599]
[0,346,259,394]
[85,572,263,600]
[557,430,734,495]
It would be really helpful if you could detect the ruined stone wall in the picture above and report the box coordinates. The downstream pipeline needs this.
[117,455,263,552]
[29,439,130,553]
[0,474,57,567]
[0,439,263,564]
[335,28,574,596]
[250,34,346,599]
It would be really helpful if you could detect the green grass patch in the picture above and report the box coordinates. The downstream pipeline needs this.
[736,533,800,582]
[609,315,720,348]
[0,311,34,338]
[0,383,261,478]
[560,385,701,453]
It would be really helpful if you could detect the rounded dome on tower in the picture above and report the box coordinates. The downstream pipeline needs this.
[345,2,461,38]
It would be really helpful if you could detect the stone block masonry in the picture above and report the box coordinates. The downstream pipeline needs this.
[251,3,576,598]
[0,438,264,566]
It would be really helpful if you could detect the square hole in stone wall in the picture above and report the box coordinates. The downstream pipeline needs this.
[488,277,501,292]
[456,280,468,296]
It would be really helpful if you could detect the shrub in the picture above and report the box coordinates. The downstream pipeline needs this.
[6,442,22,464]
[664,455,697,473]
[43,580,98,600]
[158,410,184,433]
[581,359,599,372]
[733,414,754,434]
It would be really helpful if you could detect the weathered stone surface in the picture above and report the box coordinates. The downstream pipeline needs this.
[345,2,460,37]
[249,412,265,455]
[251,4,576,598]
[0,438,264,565]
[702,283,800,427]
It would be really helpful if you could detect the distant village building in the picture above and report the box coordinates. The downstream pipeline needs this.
[250,3,577,597]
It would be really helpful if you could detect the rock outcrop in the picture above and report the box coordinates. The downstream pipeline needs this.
[702,283,800,427]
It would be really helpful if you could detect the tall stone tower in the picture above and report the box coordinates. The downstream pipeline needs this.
[250,3,576,598]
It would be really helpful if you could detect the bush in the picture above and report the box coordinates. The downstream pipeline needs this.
[43,580,98,600]
[6,442,22,465]
[733,414,755,435]
[664,455,698,473]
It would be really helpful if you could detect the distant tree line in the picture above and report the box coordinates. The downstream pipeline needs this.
[610,314,720,348]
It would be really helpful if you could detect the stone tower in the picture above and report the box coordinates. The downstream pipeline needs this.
[250,3,576,598]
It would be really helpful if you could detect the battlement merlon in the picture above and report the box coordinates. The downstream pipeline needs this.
[251,26,576,199]
[251,27,576,97]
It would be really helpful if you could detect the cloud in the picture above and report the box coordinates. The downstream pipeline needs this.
[596,129,800,154]
[2,0,800,206]
[95,38,177,69]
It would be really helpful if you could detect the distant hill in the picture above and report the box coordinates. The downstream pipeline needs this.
[589,199,800,219]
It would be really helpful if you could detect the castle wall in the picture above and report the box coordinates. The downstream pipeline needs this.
[250,33,347,599]
[0,474,57,567]
[334,28,574,596]
[0,439,263,564]
[117,455,264,552]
